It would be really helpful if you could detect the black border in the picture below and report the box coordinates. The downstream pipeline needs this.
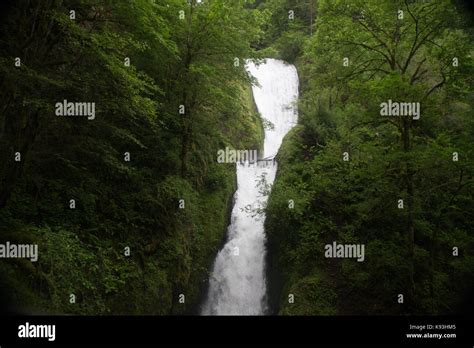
[0,315,472,346]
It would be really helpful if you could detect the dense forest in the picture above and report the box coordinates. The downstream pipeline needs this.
[264,0,474,315]
[0,0,473,316]
[0,0,264,314]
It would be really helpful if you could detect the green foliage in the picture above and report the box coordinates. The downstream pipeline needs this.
[265,0,474,315]
[0,0,264,314]
[254,0,315,62]
[274,30,306,63]
[1,0,472,317]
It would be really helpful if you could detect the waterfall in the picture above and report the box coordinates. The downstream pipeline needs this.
[201,58,299,315]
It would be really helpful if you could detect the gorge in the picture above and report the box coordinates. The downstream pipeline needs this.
[201,59,299,315]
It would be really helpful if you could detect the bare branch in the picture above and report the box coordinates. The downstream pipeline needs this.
[410,57,427,84]
[340,40,393,67]
[423,72,446,100]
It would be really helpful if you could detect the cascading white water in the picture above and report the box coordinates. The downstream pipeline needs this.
[201,59,299,315]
